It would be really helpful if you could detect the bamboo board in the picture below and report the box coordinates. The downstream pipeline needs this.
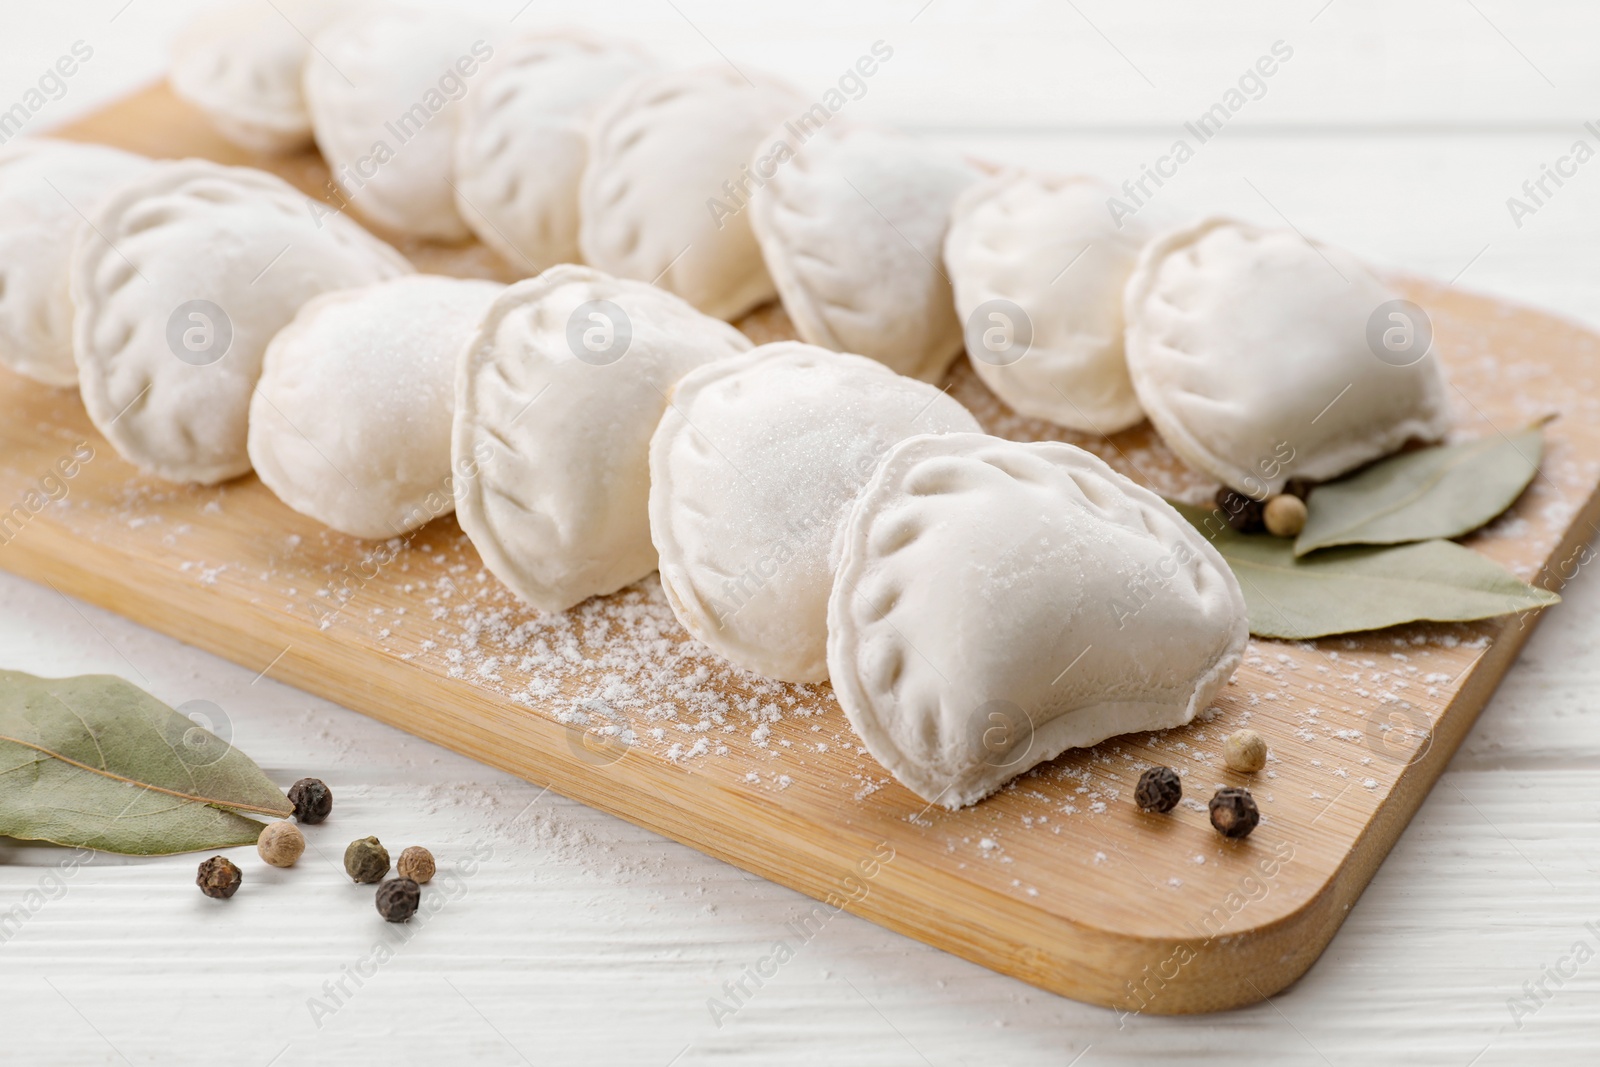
[4,82,1600,1014]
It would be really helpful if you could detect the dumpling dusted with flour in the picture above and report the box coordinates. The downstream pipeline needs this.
[170,0,354,154]
[827,433,1248,809]
[304,6,497,240]
[1124,218,1450,495]
[0,139,150,387]
[749,124,978,382]
[944,171,1151,434]
[249,275,503,539]
[453,265,752,613]
[71,159,412,484]
[649,342,981,683]
[580,66,804,320]
[454,32,654,274]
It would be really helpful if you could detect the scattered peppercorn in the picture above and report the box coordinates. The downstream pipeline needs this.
[257,820,306,868]
[288,777,333,824]
[1282,478,1314,501]
[1215,488,1265,533]
[1223,729,1269,773]
[1209,787,1260,838]
[375,878,421,923]
[1134,766,1182,813]
[344,836,390,884]
[397,846,435,884]
[1263,494,1308,538]
[196,856,242,899]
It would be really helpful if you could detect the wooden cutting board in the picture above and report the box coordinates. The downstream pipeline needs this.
[5,82,1599,1014]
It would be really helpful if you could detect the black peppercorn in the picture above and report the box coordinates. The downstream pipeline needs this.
[288,777,333,824]
[1209,786,1260,838]
[1282,478,1315,502]
[1215,488,1266,533]
[345,836,391,884]
[375,878,421,923]
[1134,766,1182,813]
[196,856,242,899]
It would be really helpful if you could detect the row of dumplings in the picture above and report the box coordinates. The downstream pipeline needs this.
[168,1,961,366]
[166,0,1452,498]
[0,129,1450,501]
[172,1,798,305]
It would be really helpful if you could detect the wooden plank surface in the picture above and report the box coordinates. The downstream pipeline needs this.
[4,79,1599,1016]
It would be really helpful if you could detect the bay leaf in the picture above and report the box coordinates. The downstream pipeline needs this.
[1175,503,1559,639]
[0,670,292,855]
[1294,425,1544,556]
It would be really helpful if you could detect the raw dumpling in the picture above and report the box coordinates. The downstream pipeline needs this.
[170,0,352,154]
[944,172,1150,433]
[304,7,496,240]
[828,432,1248,809]
[649,342,981,683]
[0,140,150,387]
[249,275,502,539]
[454,264,752,613]
[454,32,654,274]
[1125,218,1451,495]
[580,66,803,320]
[72,160,413,484]
[749,124,977,382]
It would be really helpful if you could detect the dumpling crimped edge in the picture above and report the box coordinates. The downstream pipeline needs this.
[70,158,413,485]
[452,263,753,613]
[826,431,1249,808]
[1122,215,1451,493]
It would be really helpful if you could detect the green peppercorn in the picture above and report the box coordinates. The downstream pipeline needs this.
[344,836,390,884]
[288,777,333,824]
[1134,766,1182,813]
[375,878,421,922]
[196,856,242,899]
[1209,787,1260,838]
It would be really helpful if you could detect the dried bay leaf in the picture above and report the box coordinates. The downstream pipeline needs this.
[1175,503,1559,639]
[0,670,291,855]
[1294,426,1544,556]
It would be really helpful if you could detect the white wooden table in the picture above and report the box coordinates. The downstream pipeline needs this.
[4,2,1599,1063]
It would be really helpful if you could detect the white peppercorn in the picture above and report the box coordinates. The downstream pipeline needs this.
[257,820,305,868]
[397,846,435,884]
[1263,494,1307,538]
[1223,729,1269,773]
